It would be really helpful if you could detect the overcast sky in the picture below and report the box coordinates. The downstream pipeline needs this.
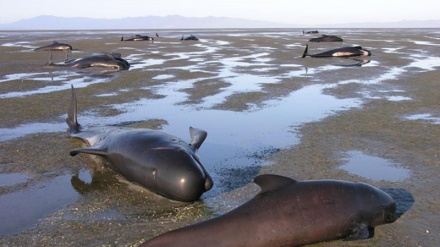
[1,0,439,25]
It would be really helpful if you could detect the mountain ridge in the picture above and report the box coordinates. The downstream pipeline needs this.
[0,15,292,30]
[1,15,439,30]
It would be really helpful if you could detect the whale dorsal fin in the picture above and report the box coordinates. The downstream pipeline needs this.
[66,85,81,134]
[70,147,108,157]
[111,52,122,59]
[189,127,207,150]
[254,174,297,194]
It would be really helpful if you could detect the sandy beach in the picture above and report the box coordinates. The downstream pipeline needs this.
[0,28,439,246]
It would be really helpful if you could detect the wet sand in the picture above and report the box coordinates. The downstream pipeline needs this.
[0,29,439,246]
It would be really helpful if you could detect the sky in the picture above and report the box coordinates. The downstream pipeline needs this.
[1,0,439,26]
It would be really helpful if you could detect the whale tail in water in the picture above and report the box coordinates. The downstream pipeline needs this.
[66,85,81,134]
[301,44,309,58]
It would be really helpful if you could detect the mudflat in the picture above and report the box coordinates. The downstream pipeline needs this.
[0,29,439,246]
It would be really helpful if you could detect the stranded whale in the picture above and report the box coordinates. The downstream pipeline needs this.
[301,44,371,58]
[34,41,73,64]
[66,86,213,202]
[308,34,343,42]
[140,174,396,247]
[121,35,154,42]
[181,35,199,41]
[53,53,130,71]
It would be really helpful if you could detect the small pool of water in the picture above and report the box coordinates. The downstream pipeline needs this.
[0,71,111,99]
[0,173,29,186]
[340,150,410,181]
[404,113,440,124]
[0,170,91,236]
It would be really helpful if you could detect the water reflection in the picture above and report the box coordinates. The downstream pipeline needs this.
[340,151,410,181]
[0,71,112,98]
[404,113,440,124]
[0,173,29,186]
[0,171,90,236]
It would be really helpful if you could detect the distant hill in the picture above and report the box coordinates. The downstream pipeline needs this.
[1,15,439,30]
[0,15,293,30]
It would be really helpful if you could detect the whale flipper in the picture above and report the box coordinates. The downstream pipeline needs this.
[70,147,108,157]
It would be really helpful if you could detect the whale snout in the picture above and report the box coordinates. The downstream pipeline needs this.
[384,200,397,223]
[176,170,213,201]
[152,150,213,201]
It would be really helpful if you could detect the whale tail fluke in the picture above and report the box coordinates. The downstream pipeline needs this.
[66,85,81,134]
[301,44,309,58]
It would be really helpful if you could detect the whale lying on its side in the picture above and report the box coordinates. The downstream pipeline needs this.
[53,53,130,71]
[140,174,396,247]
[301,44,371,58]
[34,41,72,51]
[34,41,73,64]
[121,35,154,42]
[66,86,213,202]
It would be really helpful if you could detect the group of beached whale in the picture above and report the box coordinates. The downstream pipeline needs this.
[36,32,391,246]
[33,34,199,70]
[34,31,371,72]
[301,31,371,66]
[34,41,130,70]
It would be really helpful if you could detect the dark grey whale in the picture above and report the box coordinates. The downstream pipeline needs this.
[181,35,199,41]
[34,41,73,64]
[303,30,319,34]
[54,53,130,71]
[301,44,371,58]
[140,174,396,247]
[309,34,343,42]
[121,35,154,42]
[66,86,213,202]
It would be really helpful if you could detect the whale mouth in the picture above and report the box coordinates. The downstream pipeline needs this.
[204,175,213,191]
[387,215,396,223]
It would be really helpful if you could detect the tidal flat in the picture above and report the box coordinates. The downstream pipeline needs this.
[0,28,439,246]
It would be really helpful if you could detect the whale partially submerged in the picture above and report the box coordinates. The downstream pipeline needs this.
[140,174,396,246]
[53,53,130,71]
[301,44,371,58]
[66,86,213,202]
